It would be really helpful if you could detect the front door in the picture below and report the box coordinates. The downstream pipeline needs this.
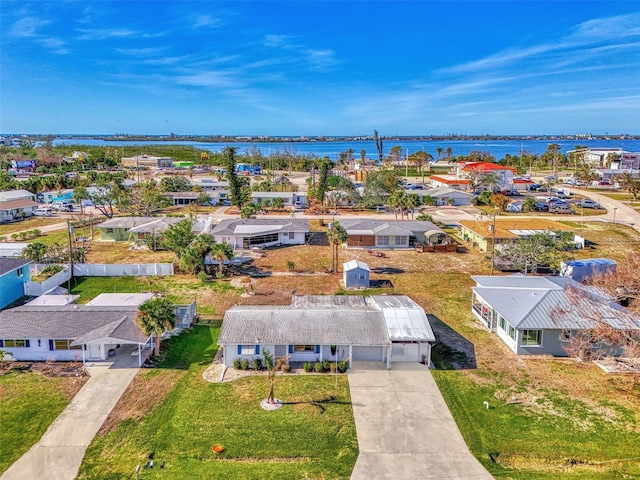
[88,343,101,360]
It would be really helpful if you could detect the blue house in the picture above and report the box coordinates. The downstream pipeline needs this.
[0,258,31,310]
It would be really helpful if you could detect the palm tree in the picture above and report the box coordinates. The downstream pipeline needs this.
[326,220,347,273]
[436,147,443,162]
[445,147,453,163]
[21,242,48,265]
[136,297,176,357]
[209,242,234,276]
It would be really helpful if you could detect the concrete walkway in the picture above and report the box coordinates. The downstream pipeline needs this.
[348,362,492,480]
[1,352,139,480]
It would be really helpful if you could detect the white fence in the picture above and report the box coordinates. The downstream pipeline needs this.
[25,266,72,296]
[73,263,174,277]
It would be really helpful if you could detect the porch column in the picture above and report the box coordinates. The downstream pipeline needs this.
[386,346,391,370]
[138,344,142,367]
[348,345,352,368]
[81,345,86,365]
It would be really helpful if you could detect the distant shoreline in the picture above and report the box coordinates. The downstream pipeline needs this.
[4,134,639,142]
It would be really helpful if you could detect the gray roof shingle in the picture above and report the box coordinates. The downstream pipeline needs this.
[0,258,31,276]
[340,220,441,237]
[211,218,309,237]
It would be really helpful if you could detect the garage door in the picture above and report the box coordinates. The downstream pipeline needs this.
[353,346,384,361]
[391,343,419,362]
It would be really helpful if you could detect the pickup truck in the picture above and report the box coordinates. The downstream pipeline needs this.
[575,199,601,209]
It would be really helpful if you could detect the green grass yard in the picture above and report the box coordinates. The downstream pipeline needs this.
[0,371,85,474]
[77,325,358,480]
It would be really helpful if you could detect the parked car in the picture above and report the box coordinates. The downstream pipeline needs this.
[527,184,540,191]
[575,199,601,209]
[51,201,74,212]
[534,203,549,212]
[33,207,53,217]
[549,204,575,214]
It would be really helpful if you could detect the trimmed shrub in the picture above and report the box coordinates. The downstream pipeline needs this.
[252,358,262,371]
[329,362,337,373]
[337,360,349,373]
[281,363,291,373]
[303,361,313,372]
[314,361,324,373]
[240,359,250,370]
[322,360,330,372]
[233,358,242,369]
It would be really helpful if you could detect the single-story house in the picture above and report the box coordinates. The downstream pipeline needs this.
[251,191,307,208]
[458,218,575,252]
[97,216,184,241]
[191,179,230,192]
[0,199,39,222]
[0,243,29,258]
[166,191,215,206]
[340,219,443,249]
[457,162,517,192]
[218,294,436,369]
[560,258,617,283]
[0,189,37,203]
[471,275,640,356]
[402,187,475,206]
[0,293,197,365]
[343,260,370,289]
[0,258,31,309]
[209,218,309,249]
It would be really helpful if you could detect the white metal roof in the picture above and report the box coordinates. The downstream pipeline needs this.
[371,296,436,342]
[343,260,370,272]
[26,294,79,306]
[235,224,284,234]
[86,293,155,307]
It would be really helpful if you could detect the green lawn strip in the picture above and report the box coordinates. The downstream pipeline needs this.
[432,370,640,479]
[78,325,358,480]
[69,276,149,303]
[0,372,77,474]
[0,218,62,236]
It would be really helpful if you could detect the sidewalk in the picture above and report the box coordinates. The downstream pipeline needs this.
[1,358,138,480]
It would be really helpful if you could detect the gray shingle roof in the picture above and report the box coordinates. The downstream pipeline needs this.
[0,199,39,210]
[97,216,182,230]
[0,305,149,344]
[219,305,389,345]
[0,258,31,276]
[211,218,309,237]
[340,219,441,237]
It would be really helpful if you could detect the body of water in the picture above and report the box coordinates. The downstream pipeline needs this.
[52,138,640,159]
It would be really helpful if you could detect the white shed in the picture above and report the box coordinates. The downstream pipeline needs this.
[343,260,370,289]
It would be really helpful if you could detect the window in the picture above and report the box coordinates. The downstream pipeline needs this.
[358,273,366,279]
[521,330,542,346]
[288,232,295,240]
[106,228,114,234]
[1,339,29,348]
[378,236,389,245]
[499,316,507,331]
[508,325,516,340]
[294,345,316,352]
[53,339,81,350]
[239,345,258,355]
[16,267,23,278]
[395,236,407,245]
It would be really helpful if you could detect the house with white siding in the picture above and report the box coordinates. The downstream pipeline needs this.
[219,295,436,369]
[471,275,640,356]
[209,218,309,249]
[340,219,444,249]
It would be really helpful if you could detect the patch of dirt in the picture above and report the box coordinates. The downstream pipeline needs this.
[98,369,184,435]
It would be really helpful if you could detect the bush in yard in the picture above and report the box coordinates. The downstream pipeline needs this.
[252,357,262,371]
[303,361,313,372]
[337,360,349,373]
[233,358,242,369]
[322,360,330,372]
[40,264,63,279]
[281,363,291,373]
[262,348,274,370]
[314,362,324,373]
[329,362,337,373]
[240,359,250,370]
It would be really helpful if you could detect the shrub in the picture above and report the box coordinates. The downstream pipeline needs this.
[262,349,274,370]
[197,271,208,283]
[233,358,242,369]
[314,361,324,373]
[40,264,63,279]
[281,363,291,373]
[329,362,337,373]
[286,260,295,273]
[240,359,250,370]
[252,357,262,371]
[337,360,349,373]
[322,360,330,372]
[303,361,313,372]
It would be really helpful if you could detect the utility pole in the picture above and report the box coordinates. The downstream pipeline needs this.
[490,213,496,275]
[67,218,74,291]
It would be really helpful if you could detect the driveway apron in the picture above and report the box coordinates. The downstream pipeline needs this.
[348,361,493,480]
[1,355,139,480]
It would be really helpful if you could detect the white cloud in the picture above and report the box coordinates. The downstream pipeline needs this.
[77,28,138,40]
[191,14,223,29]
[115,47,167,56]
[8,17,50,38]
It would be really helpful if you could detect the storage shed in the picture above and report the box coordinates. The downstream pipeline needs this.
[343,260,370,289]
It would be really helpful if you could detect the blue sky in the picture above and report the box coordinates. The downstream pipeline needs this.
[2,1,639,135]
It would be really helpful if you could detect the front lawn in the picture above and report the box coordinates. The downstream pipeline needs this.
[78,325,358,480]
[0,371,85,474]
[69,276,150,303]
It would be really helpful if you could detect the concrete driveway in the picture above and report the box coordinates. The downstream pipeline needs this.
[1,349,139,480]
[348,362,492,480]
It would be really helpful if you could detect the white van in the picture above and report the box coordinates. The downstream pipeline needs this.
[33,207,53,217]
